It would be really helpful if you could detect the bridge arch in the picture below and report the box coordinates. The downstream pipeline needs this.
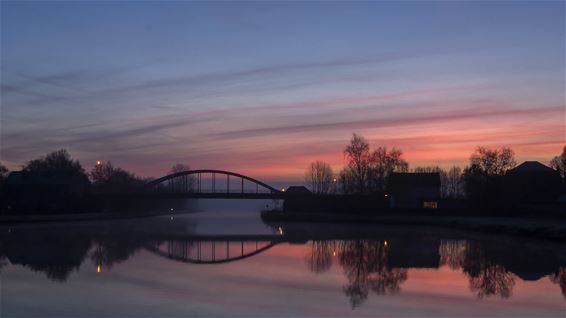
[144,239,278,264]
[145,169,281,194]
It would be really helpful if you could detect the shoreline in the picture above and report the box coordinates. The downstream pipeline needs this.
[0,210,173,224]
[261,210,566,242]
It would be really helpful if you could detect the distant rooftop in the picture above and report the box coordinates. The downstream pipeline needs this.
[507,161,555,173]
[285,186,312,195]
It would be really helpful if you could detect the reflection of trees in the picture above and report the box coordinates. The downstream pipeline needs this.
[0,229,91,281]
[90,236,148,270]
[550,267,566,299]
[338,240,407,308]
[305,241,333,274]
[462,245,515,298]
[469,264,515,298]
[439,240,468,270]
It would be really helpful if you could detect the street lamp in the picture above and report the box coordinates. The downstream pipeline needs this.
[333,178,337,194]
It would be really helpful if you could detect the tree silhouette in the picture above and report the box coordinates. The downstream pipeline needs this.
[463,147,516,206]
[550,146,566,179]
[305,161,334,194]
[168,163,195,192]
[369,147,408,192]
[341,133,409,194]
[445,166,464,198]
[23,149,87,178]
[343,133,371,194]
[0,162,8,181]
[90,161,142,194]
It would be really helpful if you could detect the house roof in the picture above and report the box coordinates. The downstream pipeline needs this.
[388,172,441,189]
[507,161,556,174]
[285,186,312,195]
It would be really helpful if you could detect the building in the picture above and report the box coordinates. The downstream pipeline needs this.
[503,161,562,204]
[387,173,441,209]
[284,186,312,196]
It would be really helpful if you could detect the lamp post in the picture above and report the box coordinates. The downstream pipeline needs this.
[333,178,337,194]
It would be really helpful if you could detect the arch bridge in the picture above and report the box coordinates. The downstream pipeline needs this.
[144,169,285,199]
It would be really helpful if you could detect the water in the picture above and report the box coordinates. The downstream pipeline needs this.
[1,201,565,317]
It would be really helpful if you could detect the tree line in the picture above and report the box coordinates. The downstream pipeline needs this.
[0,149,193,196]
[305,133,566,202]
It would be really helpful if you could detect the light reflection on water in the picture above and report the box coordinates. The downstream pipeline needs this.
[0,208,565,317]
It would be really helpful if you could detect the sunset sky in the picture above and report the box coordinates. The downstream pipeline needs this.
[1,1,564,181]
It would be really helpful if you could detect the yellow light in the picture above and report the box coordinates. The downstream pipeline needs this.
[97,265,101,273]
[384,193,389,198]
[384,240,388,246]
[96,160,102,166]
[332,250,336,257]
[277,227,284,235]
[281,188,286,192]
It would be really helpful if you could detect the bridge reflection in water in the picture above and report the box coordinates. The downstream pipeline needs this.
[146,238,278,264]
[0,220,564,309]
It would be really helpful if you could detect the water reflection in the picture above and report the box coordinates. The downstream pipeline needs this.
[550,267,566,298]
[0,217,564,309]
[338,240,407,308]
[303,235,565,307]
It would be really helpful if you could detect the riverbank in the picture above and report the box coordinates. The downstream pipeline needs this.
[261,210,566,242]
[0,210,174,223]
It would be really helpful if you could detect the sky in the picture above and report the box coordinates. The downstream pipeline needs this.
[1,1,564,182]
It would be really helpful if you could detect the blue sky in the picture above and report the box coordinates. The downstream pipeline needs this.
[1,1,564,180]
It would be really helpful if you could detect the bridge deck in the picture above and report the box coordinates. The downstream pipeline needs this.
[132,192,287,199]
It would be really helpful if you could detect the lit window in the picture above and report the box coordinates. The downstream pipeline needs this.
[423,201,438,209]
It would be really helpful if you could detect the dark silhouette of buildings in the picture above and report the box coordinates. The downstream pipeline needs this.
[285,186,312,196]
[387,172,441,208]
[503,161,562,204]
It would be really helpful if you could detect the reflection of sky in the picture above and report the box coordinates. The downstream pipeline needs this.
[3,247,564,317]
[1,2,564,181]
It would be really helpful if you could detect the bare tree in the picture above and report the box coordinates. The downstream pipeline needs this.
[168,163,195,192]
[550,145,566,179]
[338,167,356,194]
[445,166,464,198]
[468,147,516,176]
[169,163,191,174]
[0,163,8,184]
[344,133,371,193]
[305,160,334,194]
[463,147,516,204]
[369,147,408,192]
[90,161,142,193]
[413,166,463,198]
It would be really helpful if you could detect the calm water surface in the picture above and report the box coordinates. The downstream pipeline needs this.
[1,200,565,317]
